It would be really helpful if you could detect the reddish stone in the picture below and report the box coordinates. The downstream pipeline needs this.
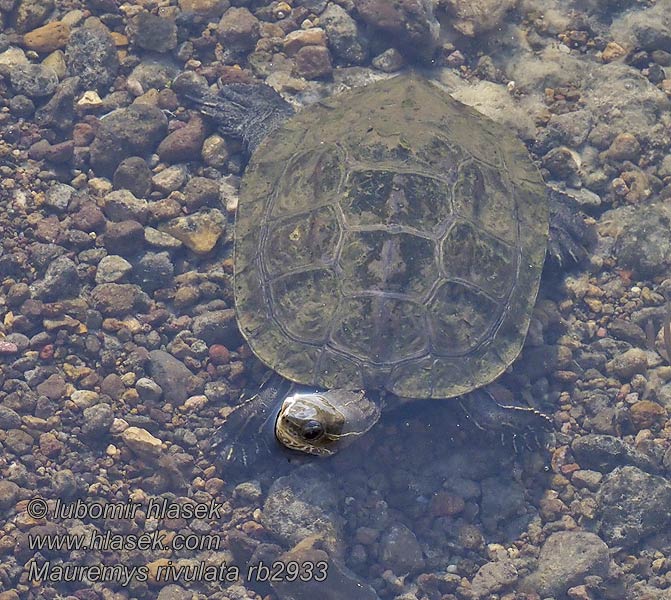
[39,344,54,360]
[209,344,231,365]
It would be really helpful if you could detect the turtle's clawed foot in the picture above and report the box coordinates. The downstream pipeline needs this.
[210,376,292,474]
[547,188,598,270]
[459,386,553,448]
[172,72,293,155]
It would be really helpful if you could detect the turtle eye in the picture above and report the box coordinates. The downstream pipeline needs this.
[301,420,324,441]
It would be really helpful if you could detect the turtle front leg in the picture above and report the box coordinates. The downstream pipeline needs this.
[210,374,293,473]
[546,188,598,270]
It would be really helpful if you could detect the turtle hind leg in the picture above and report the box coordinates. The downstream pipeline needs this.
[546,188,598,271]
[458,386,554,437]
[172,73,294,156]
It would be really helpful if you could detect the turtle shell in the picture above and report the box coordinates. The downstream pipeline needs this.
[234,76,548,399]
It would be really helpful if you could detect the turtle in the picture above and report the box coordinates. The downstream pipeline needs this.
[174,73,592,469]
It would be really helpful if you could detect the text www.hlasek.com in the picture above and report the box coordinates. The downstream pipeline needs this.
[29,529,219,552]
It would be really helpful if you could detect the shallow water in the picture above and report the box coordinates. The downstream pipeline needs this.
[2,0,671,599]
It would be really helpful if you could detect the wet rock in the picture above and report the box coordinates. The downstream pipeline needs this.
[201,134,231,168]
[33,256,80,301]
[145,227,183,250]
[472,560,518,597]
[480,475,527,534]
[148,350,195,404]
[5,430,33,454]
[630,400,667,430]
[354,0,439,61]
[608,319,647,346]
[603,132,641,162]
[152,164,187,193]
[11,0,54,33]
[283,28,327,55]
[22,21,70,53]
[294,45,333,80]
[601,41,627,63]
[183,176,219,210]
[263,464,344,556]
[192,309,239,347]
[521,531,609,597]
[159,209,226,255]
[0,47,29,68]
[31,139,74,163]
[157,584,191,600]
[43,49,66,78]
[612,203,671,278]
[572,434,659,473]
[0,480,20,511]
[178,0,229,18]
[103,220,145,256]
[9,94,35,117]
[121,426,163,457]
[0,406,22,429]
[597,466,671,547]
[36,374,67,400]
[543,146,580,180]
[136,378,163,402]
[442,0,516,37]
[102,190,149,224]
[132,252,174,292]
[372,48,405,73]
[96,255,132,284]
[10,64,58,97]
[217,7,260,53]
[45,183,74,212]
[611,2,671,52]
[128,59,180,94]
[128,12,177,53]
[65,25,119,92]
[90,104,167,177]
[81,403,114,438]
[296,0,328,11]
[72,202,106,233]
[271,542,379,600]
[606,348,648,379]
[380,523,424,574]
[113,157,153,198]
[90,283,148,316]
[0,341,19,355]
[321,4,367,65]
[156,116,206,163]
[541,109,594,150]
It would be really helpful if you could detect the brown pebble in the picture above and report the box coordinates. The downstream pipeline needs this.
[73,122,95,146]
[157,116,206,163]
[283,28,327,55]
[39,432,63,457]
[209,344,231,365]
[605,132,641,162]
[429,491,465,517]
[601,41,626,63]
[0,341,19,354]
[217,7,260,52]
[630,400,667,430]
[38,344,54,360]
[241,520,266,539]
[23,21,70,53]
[294,45,332,79]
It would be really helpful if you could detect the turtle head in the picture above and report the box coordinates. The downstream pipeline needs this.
[275,389,381,456]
